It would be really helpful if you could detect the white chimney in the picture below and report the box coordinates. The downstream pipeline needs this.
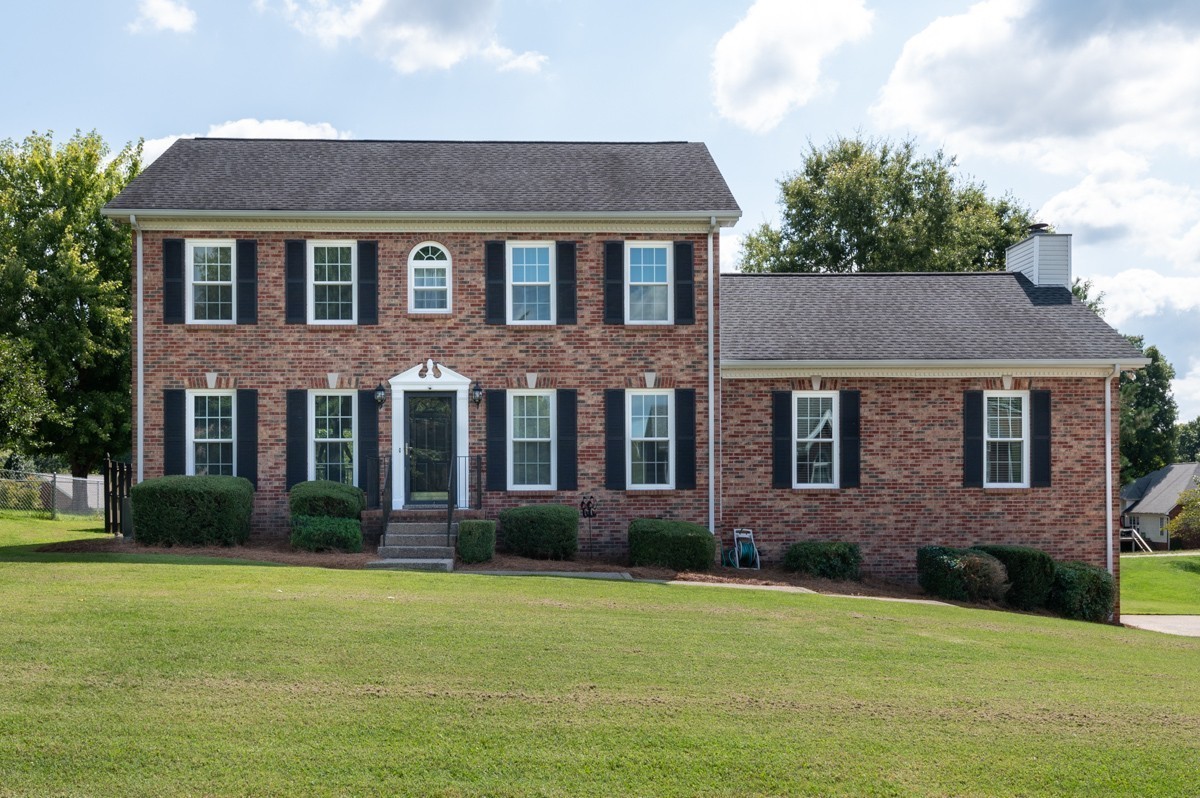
[1006,227,1071,288]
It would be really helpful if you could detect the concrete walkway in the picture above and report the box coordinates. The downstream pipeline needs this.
[1122,615,1200,637]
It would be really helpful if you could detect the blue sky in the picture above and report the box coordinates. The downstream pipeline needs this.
[3,0,1198,419]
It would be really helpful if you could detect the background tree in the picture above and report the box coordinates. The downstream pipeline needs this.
[1165,484,1200,549]
[0,337,56,454]
[1071,277,1106,316]
[1120,336,1178,483]
[739,135,1035,273]
[0,131,140,476]
[1177,417,1200,463]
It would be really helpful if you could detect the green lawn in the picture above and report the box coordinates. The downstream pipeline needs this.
[1120,553,1200,614]
[3,518,1200,797]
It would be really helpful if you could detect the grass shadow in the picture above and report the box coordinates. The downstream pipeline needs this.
[0,539,286,568]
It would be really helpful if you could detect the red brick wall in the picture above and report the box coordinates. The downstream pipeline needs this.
[134,228,718,557]
[718,376,1121,587]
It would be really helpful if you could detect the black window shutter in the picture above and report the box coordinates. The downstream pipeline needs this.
[772,391,793,488]
[674,241,695,325]
[557,389,578,490]
[162,239,184,324]
[485,240,506,324]
[1031,389,1052,488]
[556,241,577,325]
[485,390,506,490]
[963,390,984,488]
[286,389,308,489]
[285,240,306,324]
[236,389,258,487]
[605,389,626,489]
[357,241,378,325]
[603,241,624,325]
[839,390,861,488]
[163,389,185,475]
[235,240,257,324]
[358,390,379,490]
[675,389,696,489]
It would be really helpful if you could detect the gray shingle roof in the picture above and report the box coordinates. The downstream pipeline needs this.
[1122,463,1200,515]
[721,272,1144,362]
[105,139,741,216]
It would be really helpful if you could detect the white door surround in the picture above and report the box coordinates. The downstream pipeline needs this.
[389,360,471,509]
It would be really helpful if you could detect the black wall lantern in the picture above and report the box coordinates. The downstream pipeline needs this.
[373,383,387,407]
[471,380,484,406]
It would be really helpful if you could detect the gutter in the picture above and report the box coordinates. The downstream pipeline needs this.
[100,207,744,225]
[721,357,1152,372]
[131,215,144,483]
[1106,364,1120,575]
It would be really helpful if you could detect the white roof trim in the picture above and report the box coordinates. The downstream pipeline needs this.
[721,358,1150,380]
[100,207,741,225]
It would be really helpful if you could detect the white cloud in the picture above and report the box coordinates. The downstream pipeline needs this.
[128,0,197,34]
[141,118,351,165]
[1173,359,1200,422]
[872,0,1200,171]
[261,0,546,74]
[712,0,873,133]
[1090,269,1200,327]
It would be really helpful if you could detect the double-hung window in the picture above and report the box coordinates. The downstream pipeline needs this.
[794,391,838,488]
[508,391,556,490]
[310,392,357,484]
[308,241,357,324]
[507,242,555,324]
[409,242,451,313]
[625,243,672,323]
[186,240,235,323]
[984,391,1029,487]
[628,390,674,489]
[187,390,235,476]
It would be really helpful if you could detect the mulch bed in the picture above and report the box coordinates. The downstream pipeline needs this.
[37,535,923,599]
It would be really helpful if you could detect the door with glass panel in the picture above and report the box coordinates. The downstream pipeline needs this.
[405,393,454,504]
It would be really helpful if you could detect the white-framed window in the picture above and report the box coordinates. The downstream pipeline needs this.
[309,391,357,484]
[408,242,451,313]
[308,241,356,324]
[625,242,672,324]
[984,390,1029,488]
[794,391,838,489]
[506,242,555,324]
[186,390,235,476]
[627,389,674,489]
[507,390,556,490]
[186,240,236,324]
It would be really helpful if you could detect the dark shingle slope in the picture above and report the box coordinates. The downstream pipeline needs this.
[105,139,741,215]
[721,272,1143,362]
[1122,463,1200,515]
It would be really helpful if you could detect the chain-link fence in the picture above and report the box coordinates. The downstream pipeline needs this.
[0,469,104,519]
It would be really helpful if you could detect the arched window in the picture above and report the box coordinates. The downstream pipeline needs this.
[408,242,452,313]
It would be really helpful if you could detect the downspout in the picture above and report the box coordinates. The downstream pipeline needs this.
[131,215,144,483]
[708,217,716,534]
[1105,364,1119,575]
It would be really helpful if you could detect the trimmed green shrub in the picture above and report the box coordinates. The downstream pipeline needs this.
[628,518,715,571]
[1047,561,1115,623]
[973,544,1055,610]
[130,475,253,546]
[288,480,365,519]
[290,514,362,553]
[783,541,862,581]
[916,545,1009,603]
[457,520,496,564]
[499,504,578,559]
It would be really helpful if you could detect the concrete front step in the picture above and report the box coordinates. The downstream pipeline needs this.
[383,532,456,547]
[366,558,454,572]
[377,545,454,559]
[386,521,455,536]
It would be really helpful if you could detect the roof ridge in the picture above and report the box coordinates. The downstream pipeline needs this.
[725,270,1018,277]
[188,138,696,145]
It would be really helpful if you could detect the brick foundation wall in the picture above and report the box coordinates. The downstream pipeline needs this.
[718,376,1121,592]
[133,228,719,555]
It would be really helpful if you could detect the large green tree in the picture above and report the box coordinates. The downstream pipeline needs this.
[1178,416,1200,463]
[0,337,56,453]
[1120,336,1177,483]
[0,131,140,476]
[739,136,1035,273]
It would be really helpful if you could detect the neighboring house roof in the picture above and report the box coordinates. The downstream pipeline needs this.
[103,139,741,219]
[1122,463,1200,516]
[720,272,1143,363]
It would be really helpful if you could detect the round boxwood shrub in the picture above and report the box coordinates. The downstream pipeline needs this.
[290,514,362,553]
[973,544,1055,610]
[289,480,365,519]
[916,545,1009,603]
[499,504,578,559]
[130,475,254,546]
[1047,561,1115,623]
[628,518,715,571]
[783,541,862,581]
[457,519,496,564]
